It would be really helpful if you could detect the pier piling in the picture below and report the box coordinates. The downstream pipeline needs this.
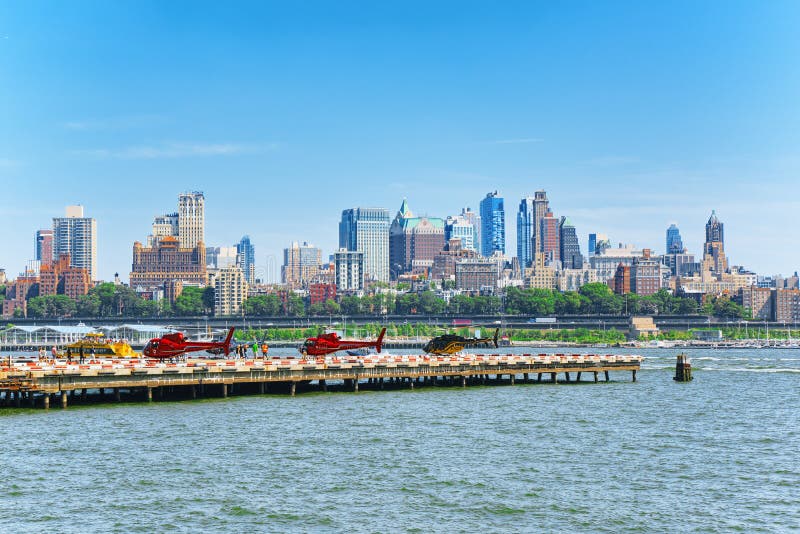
[61,391,68,409]
[674,353,693,382]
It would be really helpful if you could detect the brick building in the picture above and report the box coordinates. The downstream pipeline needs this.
[39,254,90,300]
[613,263,631,295]
[129,237,207,302]
[309,283,337,306]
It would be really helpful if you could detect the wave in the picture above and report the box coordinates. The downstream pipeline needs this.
[701,367,800,374]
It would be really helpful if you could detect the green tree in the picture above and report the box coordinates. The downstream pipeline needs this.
[418,291,446,314]
[324,299,341,315]
[174,287,207,316]
[76,294,101,316]
[395,293,420,314]
[340,296,362,315]
[243,295,281,315]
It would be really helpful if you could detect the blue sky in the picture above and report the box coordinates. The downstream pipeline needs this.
[1,1,799,282]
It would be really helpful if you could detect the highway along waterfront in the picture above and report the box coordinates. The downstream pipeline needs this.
[1,347,799,531]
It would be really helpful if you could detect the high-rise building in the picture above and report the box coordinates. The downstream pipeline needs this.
[53,205,97,281]
[559,217,583,269]
[389,200,445,277]
[460,207,481,251]
[213,265,248,316]
[147,213,179,247]
[444,214,476,252]
[178,192,205,249]
[334,249,364,291]
[339,207,390,283]
[147,192,205,249]
[666,224,684,254]
[236,235,256,284]
[516,191,550,267]
[35,229,54,266]
[480,192,505,256]
[703,210,728,274]
[539,211,560,265]
[282,241,323,287]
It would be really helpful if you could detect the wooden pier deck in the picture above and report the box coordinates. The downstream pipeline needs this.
[0,353,642,409]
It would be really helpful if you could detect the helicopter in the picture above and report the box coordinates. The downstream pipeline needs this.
[422,328,499,355]
[300,328,386,357]
[143,327,235,359]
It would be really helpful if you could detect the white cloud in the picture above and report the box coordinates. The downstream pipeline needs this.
[69,142,280,160]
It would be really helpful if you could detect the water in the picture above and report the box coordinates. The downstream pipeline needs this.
[2,348,799,532]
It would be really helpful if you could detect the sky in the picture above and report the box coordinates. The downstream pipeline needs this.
[1,0,799,283]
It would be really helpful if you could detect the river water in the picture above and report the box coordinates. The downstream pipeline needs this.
[1,347,799,532]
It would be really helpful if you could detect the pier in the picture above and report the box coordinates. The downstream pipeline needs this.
[0,353,642,409]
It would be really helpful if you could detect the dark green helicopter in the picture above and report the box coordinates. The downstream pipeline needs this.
[423,328,499,355]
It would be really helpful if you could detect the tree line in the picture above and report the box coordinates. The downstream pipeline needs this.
[18,282,747,320]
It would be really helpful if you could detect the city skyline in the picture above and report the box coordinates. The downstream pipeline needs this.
[1,2,799,280]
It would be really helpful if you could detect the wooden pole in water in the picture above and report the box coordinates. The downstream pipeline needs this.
[61,391,68,409]
[604,370,610,382]
[551,372,557,384]
[147,387,153,402]
[290,382,296,397]
[221,384,228,398]
[632,370,637,382]
[594,372,598,383]
[43,394,50,410]
[674,353,693,382]
[115,388,121,402]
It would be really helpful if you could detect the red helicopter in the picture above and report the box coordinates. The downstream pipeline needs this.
[143,327,236,360]
[300,328,386,357]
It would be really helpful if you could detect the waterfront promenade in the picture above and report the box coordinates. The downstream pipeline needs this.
[0,352,642,408]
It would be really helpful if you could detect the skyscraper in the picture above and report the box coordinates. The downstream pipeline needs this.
[148,213,179,247]
[339,207,390,283]
[236,235,256,284]
[559,217,583,269]
[480,192,505,256]
[444,214,477,252]
[516,191,550,267]
[703,210,728,274]
[53,205,97,281]
[539,211,560,264]
[460,207,481,250]
[35,229,54,265]
[389,199,445,277]
[282,241,323,287]
[666,224,684,254]
[178,192,205,249]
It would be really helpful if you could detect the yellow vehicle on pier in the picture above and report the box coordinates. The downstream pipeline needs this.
[62,333,139,358]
